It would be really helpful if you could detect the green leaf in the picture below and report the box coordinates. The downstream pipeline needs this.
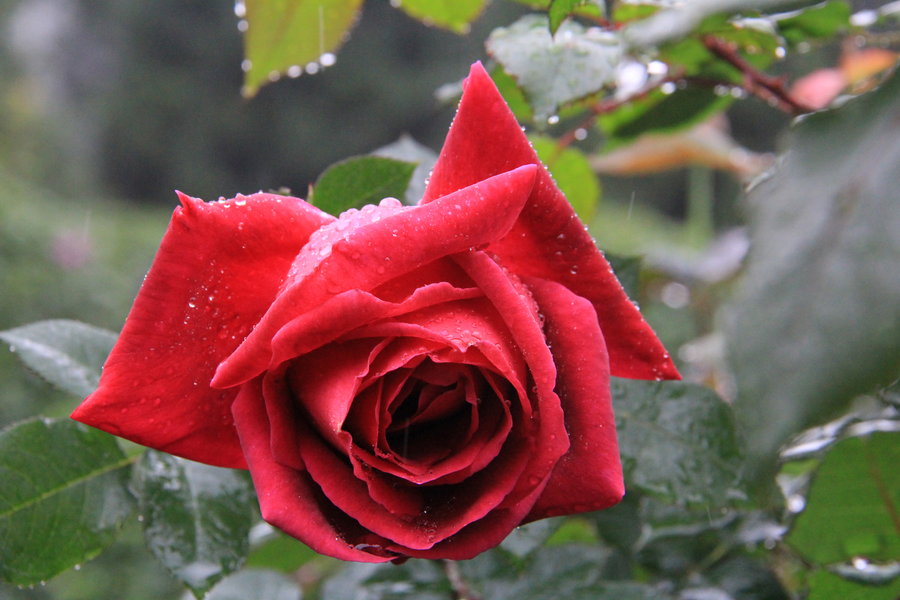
[310,155,416,216]
[491,65,534,122]
[0,319,117,398]
[0,418,134,585]
[242,0,363,97]
[623,0,821,48]
[788,432,900,565]
[612,378,743,504]
[321,560,449,600]
[392,0,487,33]
[499,517,564,558]
[246,529,317,573]
[598,88,732,150]
[199,569,301,600]
[487,14,623,122]
[371,135,437,205]
[132,451,256,598]
[775,0,851,46]
[806,568,900,600]
[460,545,668,600]
[725,70,900,485]
[530,136,601,222]
[548,0,604,35]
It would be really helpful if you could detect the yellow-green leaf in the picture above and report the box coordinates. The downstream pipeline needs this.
[242,0,363,97]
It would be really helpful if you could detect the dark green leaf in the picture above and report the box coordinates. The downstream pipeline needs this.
[487,14,623,122]
[725,71,900,485]
[806,567,900,600]
[606,255,642,300]
[460,545,668,600]
[598,88,732,150]
[310,156,416,216]
[242,0,363,97]
[0,320,117,398]
[788,432,900,564]
[0,418,133,585]
[775,0,850,46]
[133,451,256,598]
[612,378,743,504]
[530,136,601,222]
[392,0,487,33]
[499,517,563,558]
[372,135,437,205]
[199,569,301,600]
[321,560,449,600]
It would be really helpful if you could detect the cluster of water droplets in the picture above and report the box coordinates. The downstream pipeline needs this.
[285,197,408,285]
[234,1,338,80]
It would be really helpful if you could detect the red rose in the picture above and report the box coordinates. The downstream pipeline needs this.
[72,63,678,562]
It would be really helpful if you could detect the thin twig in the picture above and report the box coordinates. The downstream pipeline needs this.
[702,35,815,115]
[443,559,482,600]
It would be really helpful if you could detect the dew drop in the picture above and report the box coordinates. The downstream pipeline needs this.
[287,65,302,78]
[547,114,560,125]
[234,0,246,18]
[660,81,677,95]
[241,59,252,72]
[237,19,248,32]
[319,52,336,67]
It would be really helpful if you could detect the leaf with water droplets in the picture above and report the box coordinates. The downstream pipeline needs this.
[310,155,417,216]
[612,378,743,505]
[132,451,256,598]
[0,320,117,398]
[487,14,624,122]
[787,431,900,565]
[725,70,900,487]
[0,418,134,585]
[199,569,301,600]
[392,0,487,33]
[242,0,363,97]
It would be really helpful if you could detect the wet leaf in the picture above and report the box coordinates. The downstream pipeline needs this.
[199,569,301,600]
[310,155,416,216]
[487,14,623,122]
[548,0,604,35]
[623,0,821,48]
[726,70,900,485]
[806,568,900,600]
[392,0,487,33]
[788,432,900,564]
[612,378,744,504]
[0,418,133,585]
[242,0,363,97]
[133,451,256,598]
[0,320,117,398]
[372,135,438,205]
[775,0,850,46]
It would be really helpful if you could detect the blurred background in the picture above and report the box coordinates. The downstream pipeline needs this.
[0,1,874,598]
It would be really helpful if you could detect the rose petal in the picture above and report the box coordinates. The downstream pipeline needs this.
[523,277,624,520]
[231,378,397,562]
[423,62,679,381]
[72,193,332,468]
[215,165,538,388]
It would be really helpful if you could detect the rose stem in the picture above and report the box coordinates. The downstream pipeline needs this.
[442,559,482,600]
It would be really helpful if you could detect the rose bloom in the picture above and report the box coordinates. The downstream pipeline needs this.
[73,63,678,562]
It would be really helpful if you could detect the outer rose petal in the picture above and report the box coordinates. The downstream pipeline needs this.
[72,193,333,468]
[423,62,679,381]
[522,277,624,520]
[231,378,396,562]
